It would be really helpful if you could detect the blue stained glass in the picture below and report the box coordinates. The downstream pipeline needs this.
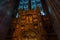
[36,0,40,2]
[36,0,40,5]
[24,0,28,2]
[31,4,36,10]
[18,0,24,9]
[19,0,24,5]
[20,0,24,2]
[31,0,36,10]
[18,5,23,9]
[24,4,28,10]
[19,0,24,4]
[36,0,40,3]
[24,0,29,4]
[37,3,42,7]
[31,0,36,2]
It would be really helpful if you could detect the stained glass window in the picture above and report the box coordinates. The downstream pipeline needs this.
[36,0,40,4]
[31,0,36,10]
[24,0,29,4]
[18,0,24,9]
[24,4,28,10]
[18,0,46,15]
[23,0,28,10]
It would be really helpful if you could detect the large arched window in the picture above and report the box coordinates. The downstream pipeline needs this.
[16,0,46,18]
